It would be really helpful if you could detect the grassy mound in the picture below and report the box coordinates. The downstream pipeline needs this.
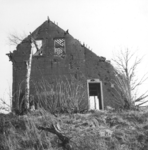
[0,108,148,150]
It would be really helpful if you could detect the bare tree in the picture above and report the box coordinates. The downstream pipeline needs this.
[7,32,37,114]
[112,49,148,109]
[24,33,39,113]
[23,34,32,113]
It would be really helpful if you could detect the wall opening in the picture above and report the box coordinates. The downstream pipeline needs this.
[31,40,43,56]
[54,38,66,57]
[87,79,104,110]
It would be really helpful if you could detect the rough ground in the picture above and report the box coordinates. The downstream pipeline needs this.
[0,108,148,150]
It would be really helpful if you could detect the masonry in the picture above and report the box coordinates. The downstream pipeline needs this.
[8,19,124,112]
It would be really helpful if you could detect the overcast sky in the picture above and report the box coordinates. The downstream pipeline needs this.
[1,0,148,106]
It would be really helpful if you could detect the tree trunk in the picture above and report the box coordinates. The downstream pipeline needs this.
[24,47,33,113]
[37,123,71,149]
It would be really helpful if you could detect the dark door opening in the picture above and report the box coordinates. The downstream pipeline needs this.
[87,80,103,110]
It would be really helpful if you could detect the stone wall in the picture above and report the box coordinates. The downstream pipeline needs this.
[11,20,124,111]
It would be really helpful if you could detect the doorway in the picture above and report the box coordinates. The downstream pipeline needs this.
[87,79,103,110]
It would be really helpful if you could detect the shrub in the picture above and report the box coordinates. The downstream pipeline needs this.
[35,77,88,114]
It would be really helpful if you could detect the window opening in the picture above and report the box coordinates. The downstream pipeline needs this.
[87,79,103,110]
[54,38,66,57]
[31,40,43,56]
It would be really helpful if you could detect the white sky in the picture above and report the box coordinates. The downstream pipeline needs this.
[1,0,148,106]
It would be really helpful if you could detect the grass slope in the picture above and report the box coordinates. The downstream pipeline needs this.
[0,108,148,150]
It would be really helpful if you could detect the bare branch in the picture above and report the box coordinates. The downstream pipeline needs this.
[137,99,148,106]
[8,32,27,46]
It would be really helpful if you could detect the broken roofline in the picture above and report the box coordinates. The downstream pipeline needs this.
[7,17,109,63]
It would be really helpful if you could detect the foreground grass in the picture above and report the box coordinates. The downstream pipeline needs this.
[0,108,148,150]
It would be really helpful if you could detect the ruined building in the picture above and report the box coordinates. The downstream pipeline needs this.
[8,19,124,112]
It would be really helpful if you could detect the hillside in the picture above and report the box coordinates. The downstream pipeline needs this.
[0,108,148,150]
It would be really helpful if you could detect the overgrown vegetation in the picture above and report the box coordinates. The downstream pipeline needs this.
[0,108,148,150]
[1,65,148,149]
[36,77,88,114]
[15,77,88,115]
